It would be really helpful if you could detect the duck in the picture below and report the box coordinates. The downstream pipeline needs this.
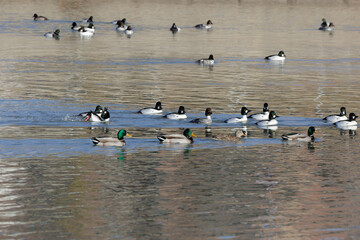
[78,27,94,37]
[84,107,110,122]
[33,13,48,21]
[190,108,212,124]
[225,107,251,124]
[248,103,270,121]
[124,26,133,35]
[115,20,127,31]
[91,129,131,146]
[157,128,196,144]
[213,129,247,141]
[138,101,163,115]
[71,22,82,31]
[112,18,126,25]
[319,18,334,31]
[170,23,181,32]
[335,113,358,128]
[44,29,60,39]
[197,54,214,65]
[78,105,103,118]
[84,23,95,33]
[256,111,279,126]
[265,51,286,61]
[323,107,347,123]
[195,20,213,29]
[281,126,317,142]
[82,16,93,23]
[164,106,187,120]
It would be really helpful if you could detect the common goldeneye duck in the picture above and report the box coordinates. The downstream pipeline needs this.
[79,105,103,118]
[265,51,286,61]
[197,54,214,65]
[82,16,93,23]
[164,106,187,120]
[78,27,94,36]
[335,113,358,128]
[256,111,279,126]
[319,18,334,31]
[157,128,196,144]
[91,129,131,146]
[138,101,163,115]
[115,20,128,31]
[170,23,181,32]
[125,26,133,35]
[213,129,247,141]
[44,29,60,39]
[281,126,317,142]
[225,107,251,123]
[112,18,126,25]
[71,22,82,31]
[195,20,213,29]
[249,103,270,121]
[84,107,110,122]
[84,23,95,33]
[190,108,212,124]
[323,107,347,123]
[33,13,48,21]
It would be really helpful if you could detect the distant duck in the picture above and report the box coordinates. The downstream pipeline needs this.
[256,111,279,126]
[82,16,93,23]
[33,13,48,21]
[79,105,103,118]
[319,18,334,31]
[84,107,110,122]
[335,113,358,128]
[249,103,270,121]
[78,27,94,36]
[115,20,127,31]
[323,107,347,123]
[112,18,126,25]
[170,23,181,32]
[91,129,131,146]
[164,106,187,120]
[281,126,317,142]
[157,128,196,144]
[197,54,214,65]
[138,101,163,115]
[225,107,251,124]
[71,22,81,31]
[213,129,247,141]
[195,20,213,29]
[190,108,212,124]
[44,29,60,39]
[265,51,286,61]
[84,23,95,33]
[124,26,133,35]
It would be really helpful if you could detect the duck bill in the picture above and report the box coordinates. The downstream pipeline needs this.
[126,133,132,137]
[191,133,197,138]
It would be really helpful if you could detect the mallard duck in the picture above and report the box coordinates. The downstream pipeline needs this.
[256,111,279,126]
[164,106,187,120]
[170,23,181,32]
[225,107,251,123]
[79,105,103,118]
[190,108,212,124]
[213,129,247,141]
[44,29,60,39]
[157,128,196,144]
[323,107,347,123]
[138,101,163,115]
[195,20,213,29]
[249,103,270,121]
[71,22,82,31]
[91,129,131,146]
[335,113,358,128]
[281,126,317,142]
[84,107,110,122]
[197,54,214,65]
[33,13,48,21]
[265,51,286,61]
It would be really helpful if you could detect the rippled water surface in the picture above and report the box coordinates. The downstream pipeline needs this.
[1,0,360,239]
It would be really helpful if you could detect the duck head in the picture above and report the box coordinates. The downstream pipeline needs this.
[340,107,346,116]
[117,129,131,140]
[240,107,251,115]
[308,126,317,136]
[349,113,358,121]
[263,103,269,112]
[278,51,286,57]
[155,101,162,110]
[183,128,196,139]
[205,108,212,116]
[178,106,186,114]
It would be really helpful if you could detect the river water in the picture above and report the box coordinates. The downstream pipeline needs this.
[1,0,360,239]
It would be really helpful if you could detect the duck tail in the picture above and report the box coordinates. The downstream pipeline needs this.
[157,136,166,142]
[91,137,100,145]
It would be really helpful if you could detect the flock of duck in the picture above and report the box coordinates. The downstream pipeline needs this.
[77,102,357,146]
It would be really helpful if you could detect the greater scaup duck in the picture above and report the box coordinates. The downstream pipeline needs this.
[265,51,286,61]
[281,127,317,142]
[195,20,213,29]
[170,23,181,32]
[44,29,60,39]
[33,14,48,21]
[249,103,270,121]
[323,107,347,123]
[213,129,247,141]
[256,111,279,126]
[190,108,212,124]
[138,102,163,115]
[164,106,187,120]
[91,129,131,146]
[335,113,358,128]
[197,54,214,65]
[157,128,196,144]
[225,107,251,124]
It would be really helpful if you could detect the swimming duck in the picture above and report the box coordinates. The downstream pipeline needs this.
[256,111,279,126]
[138,101,163,115]
[84,107,110,122]
[319,18,334,31]
[125,26,133,35]
[44,29,60,39]
[84,23,95,33]
[213,129,247,141]
[265,51,286,61]
[190,108,212,124]
[249,103,270,121]
[157,128,196,144]
[197,54,214,65]
[195,20,213,29]
[79,105,103,118]
[91,129,131,146]
[164,106,187,120]
[78,27,94,36]
[112,18,126,25]
[71,22,82,31]
[323,107,347,123]
[225,107,251,124]
[281,126,317,142]
[335,113,358,128]
[115,20,128,31]
[82,16,93,23]
[170,23,181,32]
[33,14,48,21]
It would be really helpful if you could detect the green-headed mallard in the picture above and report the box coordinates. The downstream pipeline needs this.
[157,128,196,144]
[91,129,131,146]
[281,126,317,142]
